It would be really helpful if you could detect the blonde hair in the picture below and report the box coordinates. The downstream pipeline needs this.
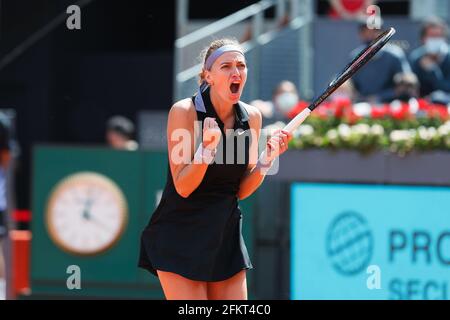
[197,38,243,85]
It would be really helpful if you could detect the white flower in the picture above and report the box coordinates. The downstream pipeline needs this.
[417,126,436,140]
[390,129,414,142]
[409,98,419,114]
[327,129,338,140]
[370,124,384,136]
[428,127,437,139]
[353,103,372,117]
[294,124,314,138]
[263,121,286,137]
[337,124,351,138]
[438,124,450,136]
[417,126,429,140]
[390,100,403,113]
[352,123,370,135]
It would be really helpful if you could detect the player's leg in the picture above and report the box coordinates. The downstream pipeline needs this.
[206,270,247,300]
[156,269,208,300]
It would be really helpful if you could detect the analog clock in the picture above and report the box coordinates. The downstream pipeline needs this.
[45,172,128,256]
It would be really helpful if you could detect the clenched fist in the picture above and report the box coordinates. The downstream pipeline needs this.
[202,117,222,150]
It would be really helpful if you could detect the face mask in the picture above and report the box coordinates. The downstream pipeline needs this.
[275,92,298,113]
[425,37,447,55]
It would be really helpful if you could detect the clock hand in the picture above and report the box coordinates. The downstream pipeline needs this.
[88,214,112,233]
[82,198,95,220]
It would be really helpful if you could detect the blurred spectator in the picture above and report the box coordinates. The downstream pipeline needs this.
[409,17,450,99]
[251,80,309,125]
[351,23,411,104]
[393,72,420,102]
[106,116,139,151]
[0,118,11,299]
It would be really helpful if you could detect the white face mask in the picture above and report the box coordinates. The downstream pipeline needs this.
[275,92,298,113]
[425,37,447,55]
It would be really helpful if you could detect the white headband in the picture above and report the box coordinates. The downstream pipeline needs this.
[204,45,244,70]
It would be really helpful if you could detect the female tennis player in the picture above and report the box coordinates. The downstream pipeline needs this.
[138,38,291,300]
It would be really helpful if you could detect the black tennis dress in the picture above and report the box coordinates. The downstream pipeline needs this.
[138,87,253,282]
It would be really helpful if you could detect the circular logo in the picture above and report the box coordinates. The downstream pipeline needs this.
[326,211,373,276]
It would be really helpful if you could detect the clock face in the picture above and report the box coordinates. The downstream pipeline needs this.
[46,172,128,256]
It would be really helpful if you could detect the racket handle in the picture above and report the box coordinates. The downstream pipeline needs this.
[258,108,312,165]
[283,108,311,133]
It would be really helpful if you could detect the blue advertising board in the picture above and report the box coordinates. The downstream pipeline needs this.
[291,183,450,300]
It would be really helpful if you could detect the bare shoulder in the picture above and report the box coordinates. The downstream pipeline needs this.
[168,98,196,123]
[170,98,195,114]
[240,101,262,129]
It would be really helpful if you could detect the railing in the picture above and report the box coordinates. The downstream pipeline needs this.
[173,0,314,102]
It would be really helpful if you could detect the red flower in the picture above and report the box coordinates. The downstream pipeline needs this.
[390,102,411,120]
[371,104,389,119]
[286,101,309,119]
[343,107,361,124]
[417,98,429,111]
[333,98,352,118]
[427,104,448,120]
[313,102,332,119]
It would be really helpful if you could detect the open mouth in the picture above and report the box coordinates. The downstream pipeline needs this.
[230,82,240,94]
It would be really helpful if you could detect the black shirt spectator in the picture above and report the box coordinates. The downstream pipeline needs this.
[351,24,411,103]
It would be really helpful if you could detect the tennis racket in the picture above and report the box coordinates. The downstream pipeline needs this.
[283,27,396,133]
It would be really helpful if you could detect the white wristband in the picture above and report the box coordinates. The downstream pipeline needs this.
[256,150,274,175]
[194,144,216,164]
